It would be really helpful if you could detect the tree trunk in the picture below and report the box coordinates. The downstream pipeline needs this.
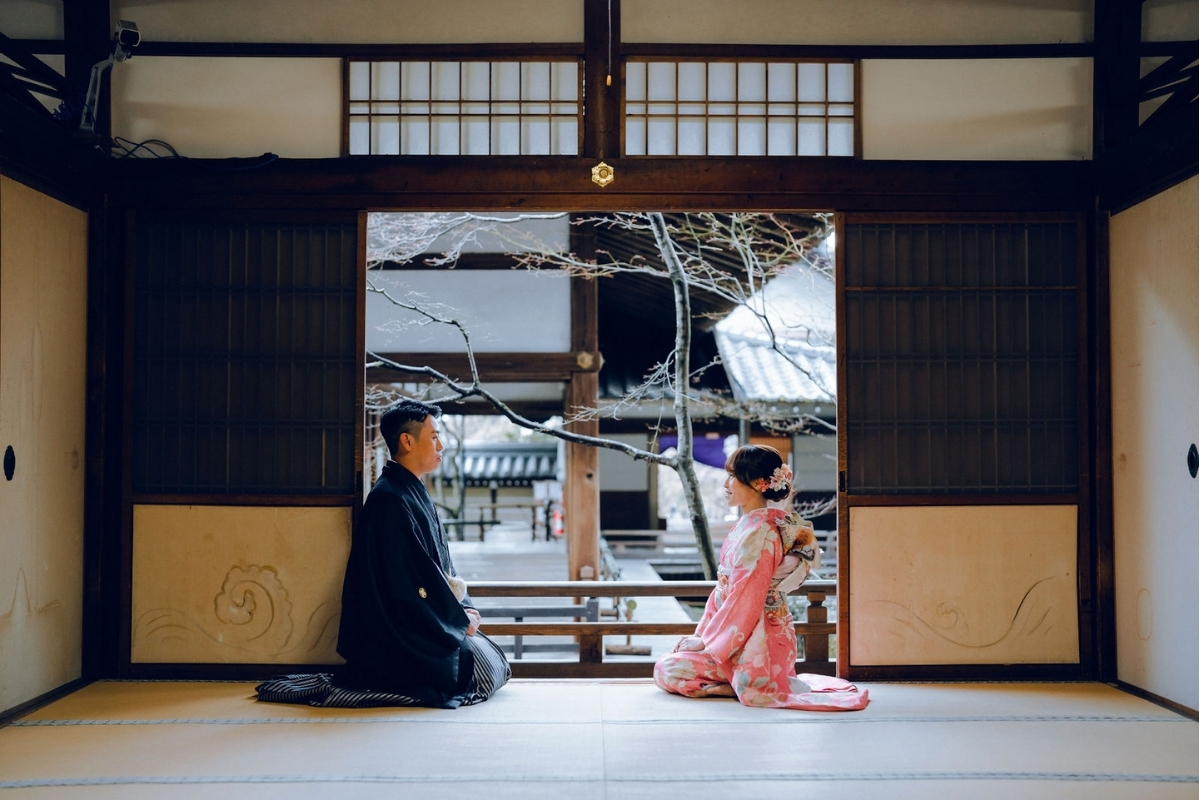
[650,213,719,580]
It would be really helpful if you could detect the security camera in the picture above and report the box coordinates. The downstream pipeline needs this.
[113,20,140,61]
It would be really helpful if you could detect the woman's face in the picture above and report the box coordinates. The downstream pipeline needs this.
[723,472,764,511]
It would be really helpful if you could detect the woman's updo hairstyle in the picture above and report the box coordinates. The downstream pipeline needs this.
[724,444,791,502]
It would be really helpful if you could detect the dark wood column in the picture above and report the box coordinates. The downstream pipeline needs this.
[1093,0,1142,155]
[583,0,620,160]
[63,0,114,136]
[565,222,601,580]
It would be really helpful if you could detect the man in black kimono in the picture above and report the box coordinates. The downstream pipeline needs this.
[256,399,509,708]
[336,399,510,707]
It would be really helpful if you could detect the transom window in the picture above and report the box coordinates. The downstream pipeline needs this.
[623,60,857,157]
[346,60,581,156]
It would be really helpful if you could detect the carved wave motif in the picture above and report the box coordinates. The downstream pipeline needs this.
[212,565,294,650]
[134,564,340,659]
[873,577,1058,650]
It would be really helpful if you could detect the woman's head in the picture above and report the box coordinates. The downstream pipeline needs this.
[724,445,792,502]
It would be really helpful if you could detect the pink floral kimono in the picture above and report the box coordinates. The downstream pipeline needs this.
[654,507,868,711]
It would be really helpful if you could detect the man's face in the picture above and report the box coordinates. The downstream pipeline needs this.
[402,415,444,477]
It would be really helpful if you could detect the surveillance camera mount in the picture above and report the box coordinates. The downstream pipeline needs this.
[79,20,140,135]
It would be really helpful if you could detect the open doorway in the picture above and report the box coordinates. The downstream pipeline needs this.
[362,211,837,589]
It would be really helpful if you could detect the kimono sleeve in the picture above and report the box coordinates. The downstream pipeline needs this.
[696,521,780,664]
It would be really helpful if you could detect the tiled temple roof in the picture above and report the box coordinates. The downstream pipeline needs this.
[434,441,559,486]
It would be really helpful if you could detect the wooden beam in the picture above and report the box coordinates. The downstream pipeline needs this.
[481,621,836,636]
[622,43,1095,60]
[108,157,1095,212]
[20,37,1101,61]
[374,253,537,270]
[368,351,593,383]
[1098,99,1199,212]
[0,91,105,209]
[134,42,585,59]
[466,579,836,597]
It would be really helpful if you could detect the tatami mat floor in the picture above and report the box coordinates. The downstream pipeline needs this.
[0,680,1195,799]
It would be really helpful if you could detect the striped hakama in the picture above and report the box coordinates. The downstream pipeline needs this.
[256,632,511,709]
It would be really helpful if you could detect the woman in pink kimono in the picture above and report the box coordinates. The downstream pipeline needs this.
[654,445,868,711]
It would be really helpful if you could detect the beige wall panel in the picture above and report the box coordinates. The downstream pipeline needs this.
[850,505,1079,666]
[0,1,62,39]
[111,0,581,43]
[131,505,352,664]
[0,177,88,713]
[1142,0,1198,41]
[862,58,1093,160]
[1109,176,1199,711]
[624,0,1091,45]
[111,58,341,159]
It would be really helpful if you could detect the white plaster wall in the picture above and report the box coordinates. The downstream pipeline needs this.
[366,270,572,353]
[1109,175,1199,712]
[0,177,88,714]
[623,0,1091,44]
[111,0,582,43]
[599,433,650,491]
[862,58,1093,160]
[850,505,1080,666]
[792,433,836,493]
[0,0,62,39]
[1142,0,1198,41]
[111,57,342,159]
[132,505,352,664]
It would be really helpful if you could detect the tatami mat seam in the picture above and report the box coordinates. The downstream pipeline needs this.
[0,772,1196,789]
[10,714,1191,726]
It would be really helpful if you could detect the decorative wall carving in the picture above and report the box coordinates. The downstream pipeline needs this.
[131,506,352,664]
[850,505,1079,666]
[134,564,341,660]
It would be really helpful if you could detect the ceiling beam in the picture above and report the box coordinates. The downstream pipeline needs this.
[110,156,1094,212]
[368,352,594,383]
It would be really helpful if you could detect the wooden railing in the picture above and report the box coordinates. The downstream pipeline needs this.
[471,580,835,679]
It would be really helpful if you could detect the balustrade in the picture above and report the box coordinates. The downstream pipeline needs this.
[469,580,836,678]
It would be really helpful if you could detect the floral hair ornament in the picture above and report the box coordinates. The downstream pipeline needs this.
[750,478,769,493]
[768,464,793,492]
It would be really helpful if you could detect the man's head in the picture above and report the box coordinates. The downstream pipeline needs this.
[379,400,444,477]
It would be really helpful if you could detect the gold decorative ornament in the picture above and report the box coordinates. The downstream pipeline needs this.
[576,351,596,370]
[418,587,427,598]
[591,161,614,188]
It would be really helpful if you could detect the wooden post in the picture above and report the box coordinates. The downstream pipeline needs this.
[565,373,600,582]
[583,0,621,161]
[566,226,601,582]
[804,591,829,664]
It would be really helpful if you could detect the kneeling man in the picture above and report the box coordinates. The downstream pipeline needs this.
[336,399,510,707]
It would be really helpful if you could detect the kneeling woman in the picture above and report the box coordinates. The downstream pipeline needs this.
[654,445,868,711]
